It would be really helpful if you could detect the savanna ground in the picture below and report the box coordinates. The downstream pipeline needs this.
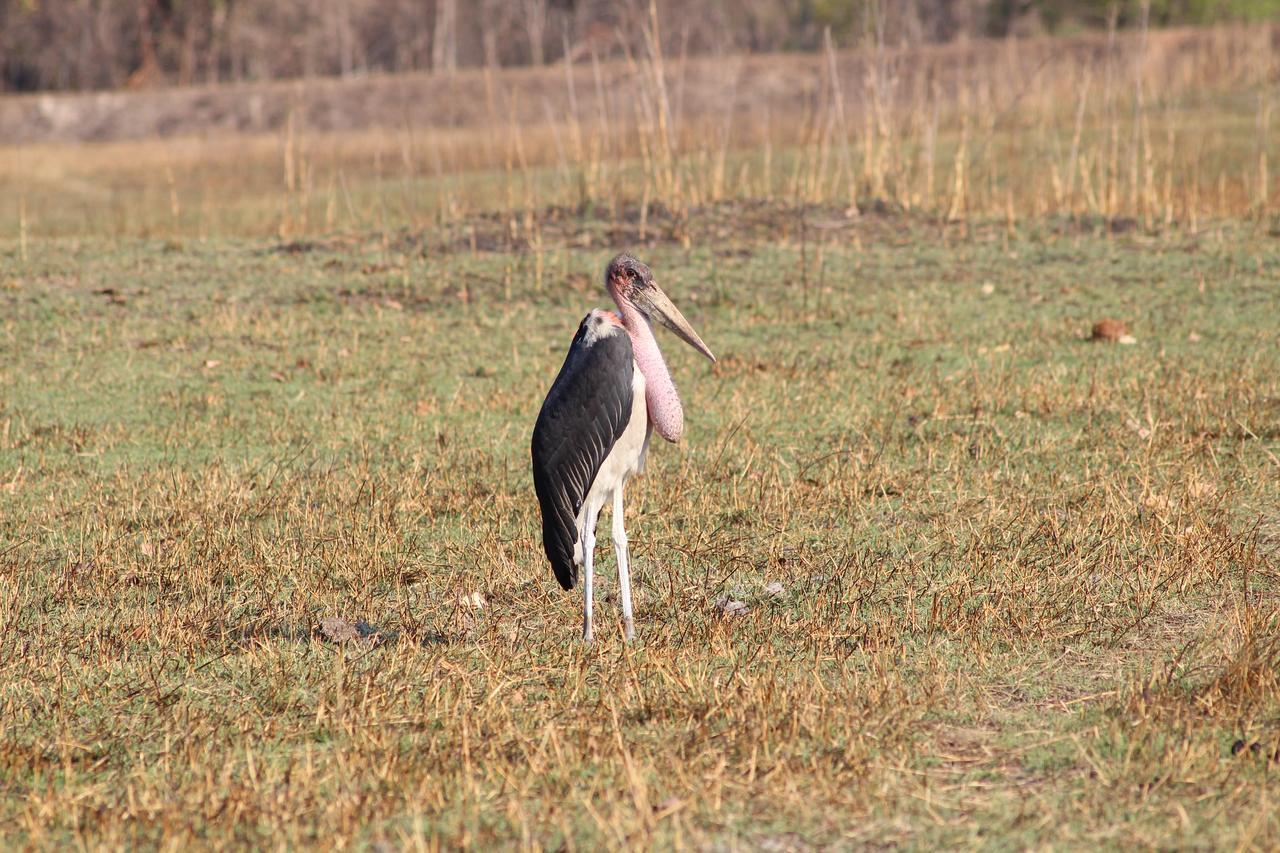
[2,22,1280,851]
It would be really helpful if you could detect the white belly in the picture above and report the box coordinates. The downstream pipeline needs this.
[573,363,650,564]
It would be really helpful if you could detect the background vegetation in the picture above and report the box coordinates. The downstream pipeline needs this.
[3,0,1279,92]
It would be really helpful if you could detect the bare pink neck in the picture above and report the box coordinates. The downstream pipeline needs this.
[615,297,683,442]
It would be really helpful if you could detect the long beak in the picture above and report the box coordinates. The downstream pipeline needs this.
[640,283,716,363]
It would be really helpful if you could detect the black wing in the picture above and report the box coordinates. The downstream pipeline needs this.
[531,313,634,590]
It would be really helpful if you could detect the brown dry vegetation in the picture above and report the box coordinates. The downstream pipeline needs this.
[3,23,1278,240]
[3,220,1278,847]
[2,18,1279,850]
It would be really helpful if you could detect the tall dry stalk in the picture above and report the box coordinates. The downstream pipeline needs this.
[636,0,681,215]
[1256,91,1272,219]
[278,109,313,239]
[824,28,859,216]
[18,195,27,262]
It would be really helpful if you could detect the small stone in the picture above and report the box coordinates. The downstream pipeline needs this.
[715,597,748,617]
[653,797,685,815]
[1126,417,1153,440]
[319,616,361,643]
[318,616,384,645]
[1231,739,1258,757]
[764,581,786,597]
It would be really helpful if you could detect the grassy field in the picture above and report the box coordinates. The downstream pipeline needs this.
[2,206,1278,848]
[2,22,1280,850]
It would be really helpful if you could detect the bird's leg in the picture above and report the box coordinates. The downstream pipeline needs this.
[612,486,635,642]
[581,504,600,644]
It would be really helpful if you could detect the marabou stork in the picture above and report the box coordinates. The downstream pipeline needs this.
[532,254,715,642]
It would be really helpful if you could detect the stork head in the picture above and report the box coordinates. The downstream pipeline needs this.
[605,253,716,363]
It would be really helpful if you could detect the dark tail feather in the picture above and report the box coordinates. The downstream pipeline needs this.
[543,516,577,590]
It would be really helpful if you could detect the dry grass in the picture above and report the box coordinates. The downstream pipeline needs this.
[2,24,1278,241]
[2,217,1279,846]
[2,19,1280,850]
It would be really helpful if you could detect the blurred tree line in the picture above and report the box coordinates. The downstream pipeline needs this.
[2,0,1276,92]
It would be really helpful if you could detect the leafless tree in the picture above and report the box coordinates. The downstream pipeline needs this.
[432,0,458,72]
[522,0,548,65]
